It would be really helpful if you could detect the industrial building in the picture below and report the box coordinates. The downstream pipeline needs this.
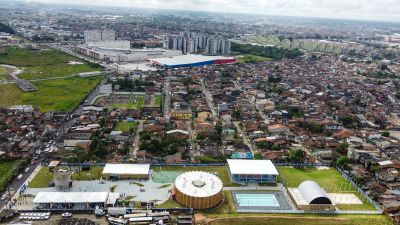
[288,180,335,211]
[148,54,236,68]
[84,30,116,43]
[174,171,223,209]
[102,164,150,180]
[227,159,279,183]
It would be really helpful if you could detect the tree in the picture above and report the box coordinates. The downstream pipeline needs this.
[335,143,349,155]
[339,116,354,127]
[381,131,390,137]
[287,149,306,163]
[254,153,263,160]
[336,156,349,167]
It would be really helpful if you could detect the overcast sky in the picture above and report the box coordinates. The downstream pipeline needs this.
[31,0,400,22]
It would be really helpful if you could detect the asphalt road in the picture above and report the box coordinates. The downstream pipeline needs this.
[0,159,41,210]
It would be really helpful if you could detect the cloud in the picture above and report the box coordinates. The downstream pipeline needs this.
[32,0,400,22]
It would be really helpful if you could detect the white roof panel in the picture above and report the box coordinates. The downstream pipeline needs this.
[151,54,234,67]
[175,171,223,198]
[227,159,279,175]
[102,163,150,175]
[33,192,109,204]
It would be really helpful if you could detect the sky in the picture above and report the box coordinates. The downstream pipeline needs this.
[30,0,400,22]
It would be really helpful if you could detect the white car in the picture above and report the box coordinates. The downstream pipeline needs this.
[24,167,30,173]
[62,212,72,218]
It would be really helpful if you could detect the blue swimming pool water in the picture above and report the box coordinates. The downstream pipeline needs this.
[236,193,280,207]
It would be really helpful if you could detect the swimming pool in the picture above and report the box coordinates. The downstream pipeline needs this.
[235,193,280,207]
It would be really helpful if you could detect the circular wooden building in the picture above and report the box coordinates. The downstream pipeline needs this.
[174,171,223,209]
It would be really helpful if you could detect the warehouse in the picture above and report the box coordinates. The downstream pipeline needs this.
[102,163,150,180]
[288,180,335,211]
[148,54,236,68]
[227,159,279,183]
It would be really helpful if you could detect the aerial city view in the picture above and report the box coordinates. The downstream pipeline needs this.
[0,0,400,224]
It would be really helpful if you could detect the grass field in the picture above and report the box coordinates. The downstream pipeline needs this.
[113,121,138,132]
[111,96,144,110]
[0,76,102,112]
[151,166,240,187]
[28,166,103,188]
[154,94,162,107]
[0,161,16,190]
[207,214,393,225]
[277,167,376,211]
[237,54,272,63]
[0,66,8,80]
[0,46,99,80]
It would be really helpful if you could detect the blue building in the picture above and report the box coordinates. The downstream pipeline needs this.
[227,159,279,183]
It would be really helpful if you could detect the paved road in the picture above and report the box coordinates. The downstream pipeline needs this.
[200,78,218,121]
[163,76,171,116]
[234,121,258,155]
[132,120,144,158]
[0,160,41,210]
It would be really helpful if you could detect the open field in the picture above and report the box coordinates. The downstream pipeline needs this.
[113,121,138,132]
[154,94,162,107]
[0,76,102,112]
[206,214,393,225]
[236,54,272,63]
[0,66,8,80]
[111,95,144,110]
[277,167,376,211]
[0,161,16,191]
[28,166,103,188]
[0,46,100,80]
[151,166,240,187]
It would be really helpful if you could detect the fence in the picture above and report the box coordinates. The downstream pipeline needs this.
[236,209,382,215]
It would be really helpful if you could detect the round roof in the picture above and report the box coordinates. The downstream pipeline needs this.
[175,171,223,198]
[298,180,332,205]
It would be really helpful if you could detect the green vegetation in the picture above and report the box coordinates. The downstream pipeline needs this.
[278,167,376,211]
[237,54,272,63]
[28,167,54,188]
[0,160,25,191]
[231,42,303,60]
[157,199,183,208]
[154,94,162,107]
[151,166,239,187]
[129,181,144,187]
[207,214,392,225]
[381,131,390,137]
[0,22,14,34]
[112,96,144,110]
[0,76,102,112]
[109,185,118,192]
[140,131,186,157]
[0,46,99,80]
[157,184,171,189]
[113,121,138,133]
[0,66,8,80]
[29,166,103,188]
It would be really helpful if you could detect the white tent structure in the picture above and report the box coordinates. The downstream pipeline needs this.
[33,192,110,205]
[102,164,150,179]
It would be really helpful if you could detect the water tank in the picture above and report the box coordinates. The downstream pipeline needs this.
[54,167,71,190]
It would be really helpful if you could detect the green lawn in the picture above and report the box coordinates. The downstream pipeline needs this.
[0,161,16,191]
[151,166,240,187]
[19,64,99,80]
[237,54,272,63]
[0,66,8,80]
[29,166,104,188]
[0,76,102,112]
[111,96,144,110]
[277,167,376,211]
[154,94,162,107]
[207,214,393,225]
[0,46,100,80]
[113,121,138,132]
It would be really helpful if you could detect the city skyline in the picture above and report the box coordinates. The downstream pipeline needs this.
[23,0,400,22]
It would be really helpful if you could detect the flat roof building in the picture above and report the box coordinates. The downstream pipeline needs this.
[148,55,236,68]
[102,164,150,180]
[227,159,279,183]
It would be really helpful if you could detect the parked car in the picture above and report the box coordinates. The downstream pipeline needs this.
[24,167,30,173]
[62,212,72,218]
